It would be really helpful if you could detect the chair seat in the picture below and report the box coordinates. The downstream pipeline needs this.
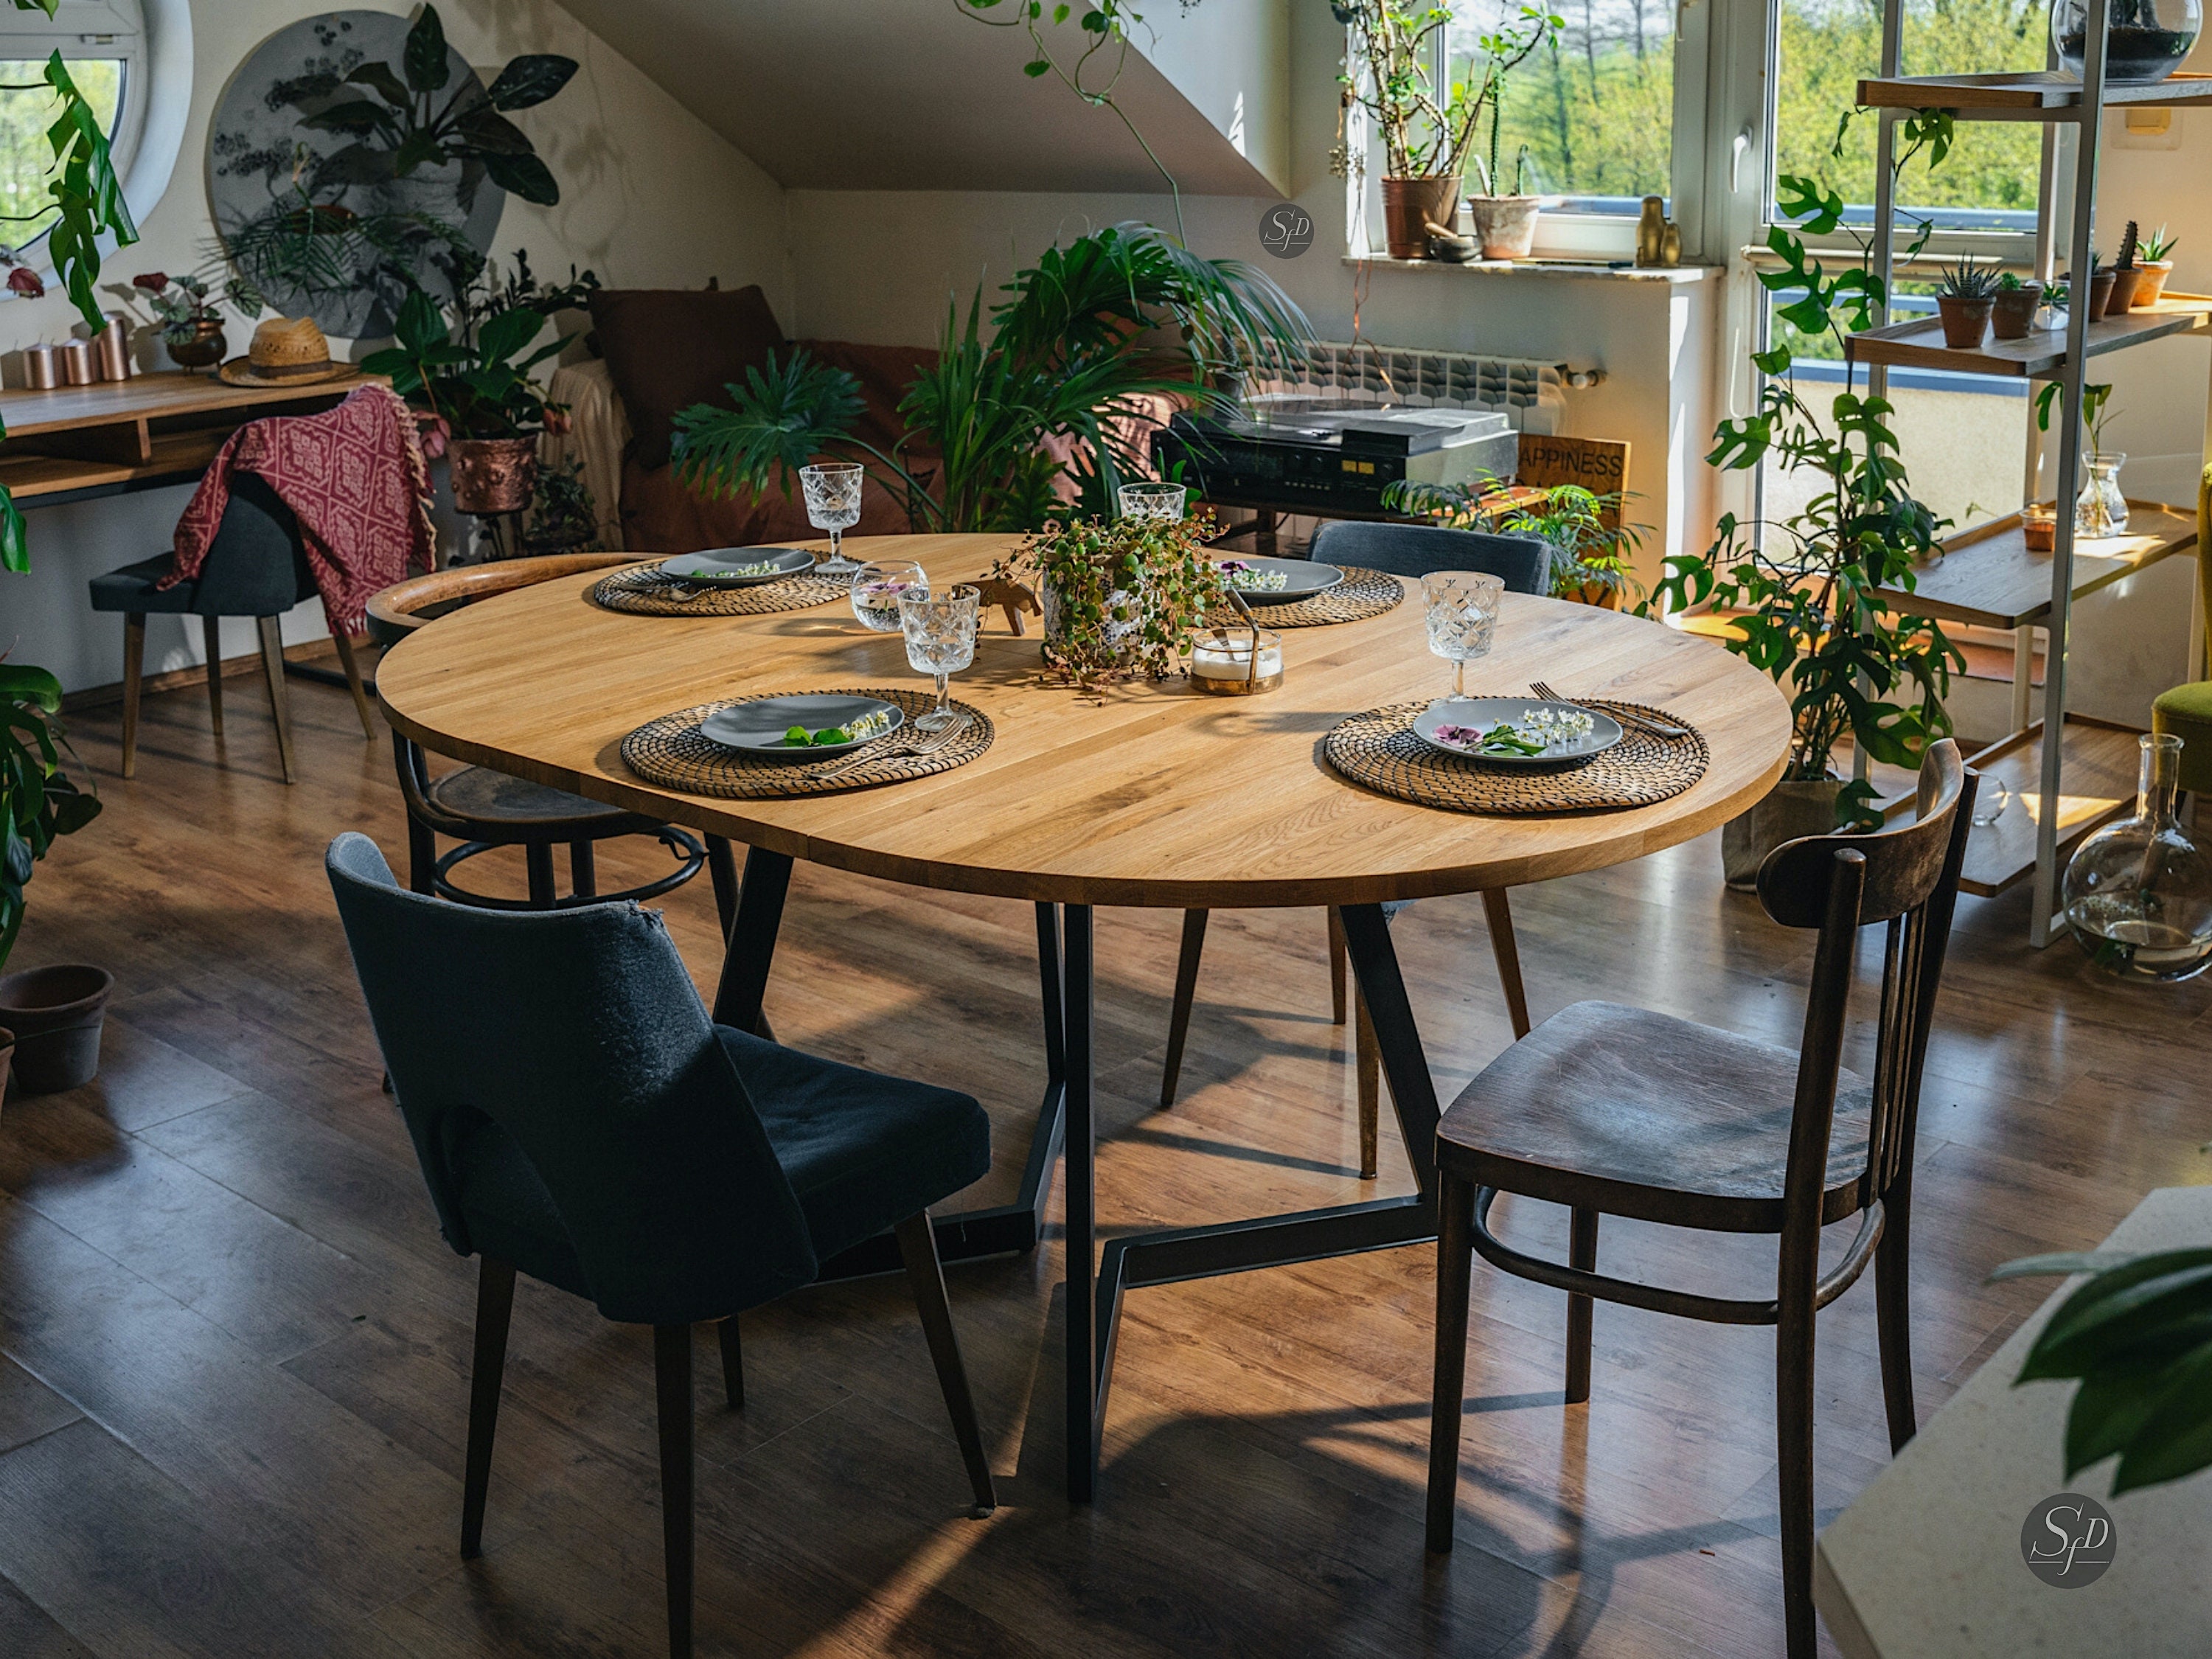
[444,1026,990,1303]
[88,554,202,615]
[2153,682,2212,796]
[422,765,658,837]
[1436,1001,1870,1234]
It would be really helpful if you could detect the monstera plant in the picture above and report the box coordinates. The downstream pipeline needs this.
[1,664,100,974]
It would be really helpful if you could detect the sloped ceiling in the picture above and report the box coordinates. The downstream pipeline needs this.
[549,0,1278,195]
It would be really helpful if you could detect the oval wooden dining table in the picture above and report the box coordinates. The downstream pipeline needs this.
[375,531,1793,1502]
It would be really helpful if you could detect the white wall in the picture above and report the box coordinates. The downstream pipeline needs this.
[1141,0,1292,194]
[7,0,790,693]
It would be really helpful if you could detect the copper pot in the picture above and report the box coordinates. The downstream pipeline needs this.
[166,318,226,374]
[448,437,540,515]
[1380,176,1462,261]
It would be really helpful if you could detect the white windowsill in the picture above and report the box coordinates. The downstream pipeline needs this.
[1342,254,1721,283]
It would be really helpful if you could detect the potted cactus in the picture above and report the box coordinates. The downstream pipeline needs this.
[2108,221,2149,315]
[1935,256,1998,348]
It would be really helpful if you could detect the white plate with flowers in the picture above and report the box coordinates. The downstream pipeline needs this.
[658,547,817,587]
[1211,556,1343,600]
[1413,698,1623,767]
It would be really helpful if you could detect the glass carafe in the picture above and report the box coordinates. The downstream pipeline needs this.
[2076,452,2129,538]
[2052,0,2202,82]
[2062,733,2212,980]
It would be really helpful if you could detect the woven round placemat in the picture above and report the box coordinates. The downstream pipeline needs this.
[591,560,851,617]
[1208,565,1405,629]
[1323,699,1708,815]
[621,688,992,799]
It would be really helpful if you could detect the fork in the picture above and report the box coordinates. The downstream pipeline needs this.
[1529,680,1690,741]
[810,718,966,779]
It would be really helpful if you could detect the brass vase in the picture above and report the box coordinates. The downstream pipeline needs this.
[448,437,540,516]
[166,318,226,374]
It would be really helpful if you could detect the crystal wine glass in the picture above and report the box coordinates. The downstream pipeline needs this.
[897,583,981,733]
[800,462,865,574]
[1117,481,1188,523]
[850,560,926,632]
[1422,571,1505,701]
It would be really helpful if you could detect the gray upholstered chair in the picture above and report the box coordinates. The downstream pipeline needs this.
[1158,518,1552,1177]
[87,473,375,784]
[326,832,996,1659]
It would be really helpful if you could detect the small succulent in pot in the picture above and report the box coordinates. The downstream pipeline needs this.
[1935,255,1999,348]
[1989,268,2044,340]
[2136,223,2178,307]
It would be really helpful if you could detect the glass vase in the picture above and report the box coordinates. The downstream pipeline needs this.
[2062,733,2212,980]
[2076,452,2128,538]
[2051,0,2201,82]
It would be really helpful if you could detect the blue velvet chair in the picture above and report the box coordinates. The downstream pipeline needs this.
[87,473,376,784]
[1158,519,1550,1175]
[325,833,995,1659]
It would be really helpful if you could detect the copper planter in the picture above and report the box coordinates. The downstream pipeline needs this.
[166,318,226,374]
[449,437,540,516]
[1381,176,1462,261]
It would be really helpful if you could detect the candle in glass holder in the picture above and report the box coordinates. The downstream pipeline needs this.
[1192,627,1283,693]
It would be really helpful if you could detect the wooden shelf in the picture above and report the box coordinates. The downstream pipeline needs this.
[1872,499,2199,629]
[0,427,234,501]
[1956,716,2143,897]
[1856,69,2212,120]
[1847,294,2212,377]
[0,369,369,437]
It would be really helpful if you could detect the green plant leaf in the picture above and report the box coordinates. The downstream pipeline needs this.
[299,100,392,135]
[347,61,413,108]
[1024,59,1052,75]
[453,105,532,156]
[481,150,559,206]
[484,53,577,111]
[404,4,452,93]
[2110,1343,2212,1492]
[394,288,448,354]
[392,128,448,178]
[474,305,546,369]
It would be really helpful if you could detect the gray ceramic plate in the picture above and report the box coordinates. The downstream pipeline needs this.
[658,547,818,587]
[1411,698,1623,767]
[1214,557,1344,601]
[700,694,902,760]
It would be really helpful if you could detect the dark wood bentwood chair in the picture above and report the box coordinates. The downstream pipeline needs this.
[88,472,376,783]
[1159,521,1551,1177]
[327,832,996,1659]
[367,557,709,911]
[1425,740,1974,1658]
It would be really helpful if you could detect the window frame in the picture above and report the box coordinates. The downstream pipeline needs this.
[0,0,147,256]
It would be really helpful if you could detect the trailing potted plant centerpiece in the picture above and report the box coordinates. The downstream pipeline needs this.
[2135,223,2177,307]
[362,251,597,518]
[1935,256,1998,348]
[1338,0,1558,260]
[1990,269,2042,339]
[985,511,1231,688]
[0,661,107,1099]
[1663,132,1963,886]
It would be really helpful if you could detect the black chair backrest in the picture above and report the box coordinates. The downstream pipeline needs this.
[325,832,818,1324]
[194,473,315,616]
[1754,741,1975,1215]
[1309,519,1551,594]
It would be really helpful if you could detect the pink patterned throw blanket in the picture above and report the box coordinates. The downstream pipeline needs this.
[162,383,436,636]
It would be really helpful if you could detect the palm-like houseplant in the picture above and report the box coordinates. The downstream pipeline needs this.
[669,220,1310,534]
[1336,0,1558,258]
[1659,119,1964,877]
[1385,476,1648,605]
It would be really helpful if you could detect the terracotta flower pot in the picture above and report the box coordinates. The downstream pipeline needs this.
[2086,267,2117,319]
[2106,264,2147,316]
[1936,295,1993,349]
[166,317,226,374]
[1467,195,1542,260]
[448,437,539,516]
[1990,283,2042,340]
[1721,777,1843,891]
[1380,176,1462,261]
[0,964,114,1094]
[2135,259,2174,307]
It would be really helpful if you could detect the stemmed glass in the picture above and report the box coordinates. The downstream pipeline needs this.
[800,462,865,574]
[1117,481,1187,523]
[1421,571,1505,701]
[897,583,981,733]
[850,560,926,631]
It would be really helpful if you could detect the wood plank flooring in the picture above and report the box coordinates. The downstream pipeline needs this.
[3,670,2206,1658]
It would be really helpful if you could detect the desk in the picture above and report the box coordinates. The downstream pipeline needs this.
[0,371,375,510]
[375,532,1793,1499]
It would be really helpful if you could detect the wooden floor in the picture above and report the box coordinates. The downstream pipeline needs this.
[3,672,2207,1659]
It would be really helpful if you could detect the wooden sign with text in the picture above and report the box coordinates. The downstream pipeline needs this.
[1516,434,1631,527]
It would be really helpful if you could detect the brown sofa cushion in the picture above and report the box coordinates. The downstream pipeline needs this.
[589,285,786,470]
[618,337,941,554]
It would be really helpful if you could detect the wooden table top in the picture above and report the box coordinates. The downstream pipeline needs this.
[375,534,1794,907]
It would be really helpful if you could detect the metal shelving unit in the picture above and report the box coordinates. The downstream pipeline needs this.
[1854,32,2212,944]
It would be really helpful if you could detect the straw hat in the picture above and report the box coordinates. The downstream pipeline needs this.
[218,317,359,387]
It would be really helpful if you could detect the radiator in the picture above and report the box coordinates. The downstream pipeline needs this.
[1245,341,1569,435]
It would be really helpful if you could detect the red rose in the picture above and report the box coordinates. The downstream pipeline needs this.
[7,267,46,299]
[416,414,450,459]
[131,271,168,293]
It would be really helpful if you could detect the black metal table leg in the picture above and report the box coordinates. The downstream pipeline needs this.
[1072,900,1442,1500]
[711,847,792,1034]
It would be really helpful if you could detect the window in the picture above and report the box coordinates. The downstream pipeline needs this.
[1446,0,1674,216]
[0,0,143,254]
